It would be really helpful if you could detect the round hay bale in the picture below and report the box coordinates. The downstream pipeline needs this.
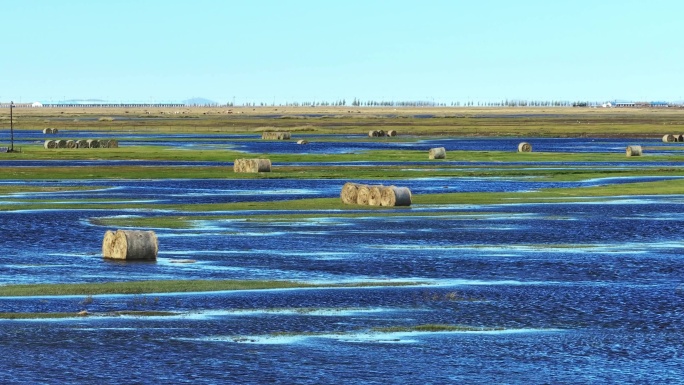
[387,130,397,137]
[100,139,111,148]
[368,185,384,206]
[76,140,88,148]
[626,145,643,157]
[428,147,446,160]
[52,128,59,134]
[356,185,372,205]
[377,130,386,137]
[380,186,412,207]
[87,139,100,148]
[102,230,116,258]
[678,135,684,142]
[65,140,76,149]
[368,130,379,137]
[663,134,675,143]
[108,139,119,148]
[55,139,67,149]
[234,158,271,173]
[340,182,362,204]
[110,230,158,260]
[297,139,309,145]
[255,158,271,172]
[43,140,56,149]
[518,142,532,152]
[42,128,50,134]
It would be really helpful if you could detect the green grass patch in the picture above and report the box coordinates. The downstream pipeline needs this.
[0,279,424,297]
[372,324,504,333]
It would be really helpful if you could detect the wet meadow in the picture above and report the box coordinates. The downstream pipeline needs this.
[1,107,683,383]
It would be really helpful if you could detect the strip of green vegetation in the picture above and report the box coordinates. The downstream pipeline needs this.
[0,279,423,297]
[372,324,505,333]
[0,310,179,320]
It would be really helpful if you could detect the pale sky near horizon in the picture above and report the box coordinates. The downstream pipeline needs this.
[2,0,682,104]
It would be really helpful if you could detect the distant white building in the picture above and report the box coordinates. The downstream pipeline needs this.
[32,102,43,107]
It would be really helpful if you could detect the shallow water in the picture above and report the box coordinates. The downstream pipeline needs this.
[1,137,683,383]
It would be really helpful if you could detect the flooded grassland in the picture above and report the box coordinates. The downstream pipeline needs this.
[1,108,683,384]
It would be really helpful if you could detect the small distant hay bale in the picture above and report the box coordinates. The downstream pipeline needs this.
[626,145,642,157]
[518,142,532,152]
[377,130,386,137]
[87,139,100,148]
[356,185,372,205]
[233,158,271,173]
[102,230,116,258]
[55,139,67,148]
[99,139,110,148]
[663,134,675,143]
[262,131,291,140]
[368,185,385,206]
[340,182,363,204]
[107,139,119,148]
[429,147,446,159]
[43,140,56,149]
[678,135,684,142]
[42,128,51,134]
[297,139,309,145]
[65,140,76,149]
[109,230,158,261]
[387,130,397,137]
[75,140,88,148]
[52,128,59,134]
[368,130,379,137]
[380,186,412,207]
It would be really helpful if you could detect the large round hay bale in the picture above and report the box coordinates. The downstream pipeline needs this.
[55,139,67,148]
[43,140,56,149]
[341,182,362,204]
[626,145,643,157]
[368,185,384,206]
[377,130,386,137]
[42,128,50,134]
[87,139,100,148]
[52,128,59,134]
[110,230,158,260]
[297,139,309,145]
[65,140,76,149]
[233,158,271,173]
[663,134,675,143]
[380,186,412,207]
[428,147,446,159]
[387,130,397,137]
[102,230,116,258]
[356,185,372,205]
[678,135,684,142]
[518,142,532,152]
[76,139,88,148]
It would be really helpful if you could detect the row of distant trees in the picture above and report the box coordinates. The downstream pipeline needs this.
[221,99,682,108]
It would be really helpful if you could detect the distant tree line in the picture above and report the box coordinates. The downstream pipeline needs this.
[219,99,681,108]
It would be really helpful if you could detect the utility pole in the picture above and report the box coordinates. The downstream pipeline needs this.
[10,101,14,152]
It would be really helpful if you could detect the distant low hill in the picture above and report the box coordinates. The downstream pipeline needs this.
[183,97,218,106]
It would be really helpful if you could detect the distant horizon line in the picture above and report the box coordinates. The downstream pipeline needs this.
[2,98,683,108]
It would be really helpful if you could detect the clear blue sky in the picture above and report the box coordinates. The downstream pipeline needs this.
[2,0,682,104]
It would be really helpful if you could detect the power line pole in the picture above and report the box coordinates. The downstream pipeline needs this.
[10,101,14,152]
